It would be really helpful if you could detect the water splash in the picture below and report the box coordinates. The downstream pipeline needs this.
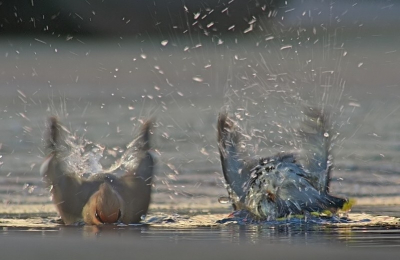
[57,126,145,177]
[217,210,357,226]
[218,196,231,204]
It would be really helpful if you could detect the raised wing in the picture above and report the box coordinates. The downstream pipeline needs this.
[217,112,254,206]
[124,120,154,182]
[40,117,70,185]
[103,119,154,182]
[299,107,332,192]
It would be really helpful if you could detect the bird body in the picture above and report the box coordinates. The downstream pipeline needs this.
[41,117,154,225]
[217,109,347,220]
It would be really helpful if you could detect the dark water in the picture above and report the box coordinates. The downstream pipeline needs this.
[1,222,400,246]
[1,218,400,260]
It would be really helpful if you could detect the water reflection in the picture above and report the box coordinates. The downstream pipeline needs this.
[1,219,399,247]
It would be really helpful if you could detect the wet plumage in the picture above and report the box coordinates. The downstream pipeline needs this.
[40,117,154,225]
[217,109,347,220]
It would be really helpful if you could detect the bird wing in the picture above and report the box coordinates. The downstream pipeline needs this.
[122,120,154,182]
[41,117,74,185]
[276,164,339,215]
[299,107,332,192]
[217,112,254,205]
[102,120,154,182]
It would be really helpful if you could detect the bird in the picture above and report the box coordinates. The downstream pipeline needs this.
[40,116,155,225]
[217,108,347,220]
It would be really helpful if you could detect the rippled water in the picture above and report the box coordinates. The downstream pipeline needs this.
[1,214,400,248]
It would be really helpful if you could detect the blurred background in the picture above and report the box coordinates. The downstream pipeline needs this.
[1,0,399,37]
[1,0,400,97]
[1,0,276,36]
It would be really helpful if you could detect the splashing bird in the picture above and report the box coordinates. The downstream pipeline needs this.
[217,109,347,220]
[40,117,155,225]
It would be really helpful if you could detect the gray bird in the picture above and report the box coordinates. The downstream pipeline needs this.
[40,117,155,225]
[217,109,347,220]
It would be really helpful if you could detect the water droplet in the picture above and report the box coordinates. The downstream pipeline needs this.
[349,102,360,107]
[140,214,146,220]
[324,132,329,137]
[192,76,203,82]
[218,197,231,204]
[280,45,292,50]
[244,24,253,33]
[265,36,274,41]
[161,40,168,46]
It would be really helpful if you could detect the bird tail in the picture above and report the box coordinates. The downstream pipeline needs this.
[326,194,348,210]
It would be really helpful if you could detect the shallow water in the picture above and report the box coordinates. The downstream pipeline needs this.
[1,210,399,247]
[1,25,400,250]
